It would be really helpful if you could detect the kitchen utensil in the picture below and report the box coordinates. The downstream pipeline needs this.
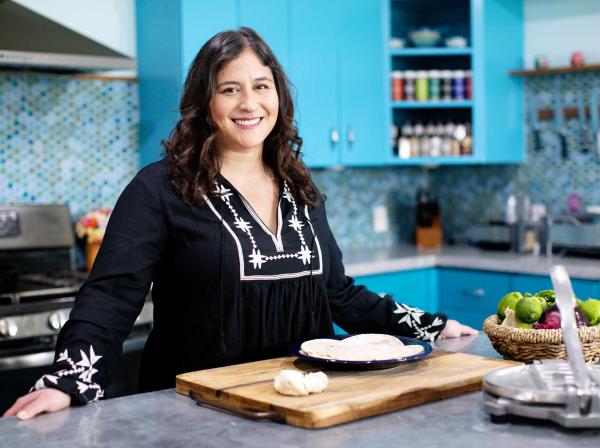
[529,88,542,151]
[590,83,600,156]
[177,350,517,429]
[408,28,441,47]
[482,266,600,428]
[576,91,590,153]
[553,78,568,160]
[288,335,431,370]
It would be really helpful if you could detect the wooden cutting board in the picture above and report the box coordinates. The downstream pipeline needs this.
[176,350,520,429]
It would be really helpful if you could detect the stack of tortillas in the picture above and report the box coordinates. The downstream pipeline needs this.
[300,333,424,362]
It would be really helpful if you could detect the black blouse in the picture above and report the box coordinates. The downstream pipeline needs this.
[33,158,447,404]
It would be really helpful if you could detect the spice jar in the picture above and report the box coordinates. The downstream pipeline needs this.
[391,71,404,101]
[415,71,429,101]
[428,70,441,101]
[404,71,416,101]
[465,70,472,99]
[452,70,466,100]
[441,70,453,101]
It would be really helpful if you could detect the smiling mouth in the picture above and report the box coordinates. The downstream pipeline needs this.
[232,117,263,128]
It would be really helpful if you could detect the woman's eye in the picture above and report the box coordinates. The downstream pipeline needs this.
[256,84,269,90]
[221,87,239,94]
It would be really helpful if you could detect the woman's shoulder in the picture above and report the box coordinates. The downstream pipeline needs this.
[131,157,171,193]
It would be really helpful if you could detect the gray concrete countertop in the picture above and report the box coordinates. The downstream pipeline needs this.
[2,335,600,447]
[343,244,600,280]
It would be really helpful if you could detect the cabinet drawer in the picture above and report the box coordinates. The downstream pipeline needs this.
[438,268,512,313]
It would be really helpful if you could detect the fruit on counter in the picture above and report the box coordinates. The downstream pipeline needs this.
[532,304,589,330]
[497,292,523,319]
[580,299,600,326]
[515,296,543,324]
[500,309,522,328]
[534,289,555,306]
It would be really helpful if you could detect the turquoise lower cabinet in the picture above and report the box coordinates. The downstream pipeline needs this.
[512,274,599,300]
[437,268,512,330]
[333,268,437,334]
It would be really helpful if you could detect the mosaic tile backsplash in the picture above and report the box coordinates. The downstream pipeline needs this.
[1,71,599,252]
[0,72,139,218]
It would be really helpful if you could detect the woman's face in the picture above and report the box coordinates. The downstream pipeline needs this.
[211,48,279,155]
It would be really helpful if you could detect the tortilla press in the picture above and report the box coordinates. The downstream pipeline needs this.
[482,265,600,428]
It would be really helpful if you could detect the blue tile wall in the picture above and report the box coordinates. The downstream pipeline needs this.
[0,72,139,218]
[2,71,598,253]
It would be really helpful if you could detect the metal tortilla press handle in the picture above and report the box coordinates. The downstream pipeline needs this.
[549,265,590,391]
[189,391,284,423]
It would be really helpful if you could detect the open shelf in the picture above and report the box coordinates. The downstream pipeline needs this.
[389,155,478,165]
[390,47,472,57]
[510,64,600,77]
[392,101,472,109]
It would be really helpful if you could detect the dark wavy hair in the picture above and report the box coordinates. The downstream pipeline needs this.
[162,27,320,207]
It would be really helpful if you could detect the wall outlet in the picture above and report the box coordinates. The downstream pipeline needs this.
[372,205,389,233]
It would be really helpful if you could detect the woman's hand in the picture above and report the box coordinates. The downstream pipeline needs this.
[3,389,71,420]
[439,319,479,339]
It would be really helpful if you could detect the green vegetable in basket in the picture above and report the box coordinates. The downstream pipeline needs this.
[515,296,543,324]
[497,292,523,319]
[535,289,555,305]
[580,299,600,326]
[516,322,533,329]
[532,295,548,311]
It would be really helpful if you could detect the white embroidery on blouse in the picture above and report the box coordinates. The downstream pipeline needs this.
[203,182,323,280]
[393,302,443,342]
[33,346,104,402]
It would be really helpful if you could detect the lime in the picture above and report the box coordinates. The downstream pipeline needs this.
[515,297,543,323]
[532,295,548,311]
[516,322,533,329]
[579,299,600,326]
[535,289,555,304]
[497,292,523,319]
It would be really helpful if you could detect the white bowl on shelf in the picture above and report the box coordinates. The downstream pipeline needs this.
[445,36,468,48]
[408,29,441,47]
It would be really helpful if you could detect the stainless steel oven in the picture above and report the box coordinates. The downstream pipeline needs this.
[0,205,153,413]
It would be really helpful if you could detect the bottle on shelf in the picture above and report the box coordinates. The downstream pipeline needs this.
[394,120,472,159]
[428,70,441,101]
[391,71,404,101]
[465,70,472,99]
[452,70,466,101]
[415,71,429,102]
[404,71,416,101]
[441,70,453,101]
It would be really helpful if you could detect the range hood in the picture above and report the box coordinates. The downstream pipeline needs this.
[0,0,135,72]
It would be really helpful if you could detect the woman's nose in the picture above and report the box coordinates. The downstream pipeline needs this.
[238,90,259,111]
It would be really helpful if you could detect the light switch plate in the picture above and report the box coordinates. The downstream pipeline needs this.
[373,205,389,233]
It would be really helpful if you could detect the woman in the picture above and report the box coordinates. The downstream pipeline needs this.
[4,28,477,420]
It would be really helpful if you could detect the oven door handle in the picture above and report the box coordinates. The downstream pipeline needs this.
[0,335,148,371]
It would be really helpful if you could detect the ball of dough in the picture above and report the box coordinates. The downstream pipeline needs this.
[304,371,328,393]
[273,370,308,396]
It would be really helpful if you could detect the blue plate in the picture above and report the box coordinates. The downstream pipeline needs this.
[289,334,432,370]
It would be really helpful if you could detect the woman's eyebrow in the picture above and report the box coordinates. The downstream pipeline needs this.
[217,77,274,88]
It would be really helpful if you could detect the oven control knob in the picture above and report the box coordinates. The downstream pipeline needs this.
[0,318,18,338]
[47,312,68,332]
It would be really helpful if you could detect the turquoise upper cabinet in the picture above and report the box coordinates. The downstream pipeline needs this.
[290,0,388,167]
[471,0,524,163]
[339,0,389,166]
[289,0,340,167]
[387,0,524,165]
[136,0,288,167]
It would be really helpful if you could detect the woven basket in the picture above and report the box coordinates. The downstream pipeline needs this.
[483,315,600,363]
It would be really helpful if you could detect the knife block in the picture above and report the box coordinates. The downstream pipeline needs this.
[416,216,442,248]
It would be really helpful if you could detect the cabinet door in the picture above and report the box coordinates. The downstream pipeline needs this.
[334,268,437,335]
[438,268,512,329]
[339,0,388,166]
[289,0,341,167]
[238,0,290,70]
[512,274,598,300]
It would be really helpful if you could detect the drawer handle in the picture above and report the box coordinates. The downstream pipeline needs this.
[464,288,486,298]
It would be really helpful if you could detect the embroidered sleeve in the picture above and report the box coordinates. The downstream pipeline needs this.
[391,301,447,342]
[32,346,104,404]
